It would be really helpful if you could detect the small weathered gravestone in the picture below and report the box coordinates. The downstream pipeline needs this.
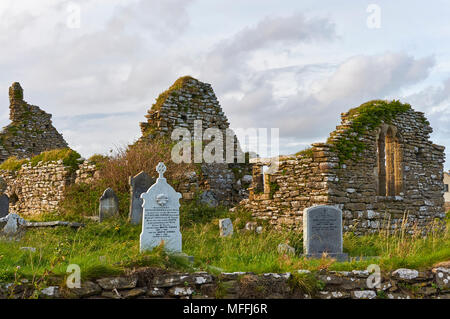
[219,218,233,237]
[277,243,295,256]
[99,188,119,222]
[1,213,26,235]
[303,205,348,261]
[140,163,182,253]
[0,194,9,218]
[129,171,155,225]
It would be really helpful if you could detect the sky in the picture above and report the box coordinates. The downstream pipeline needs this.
[0,0,449,170]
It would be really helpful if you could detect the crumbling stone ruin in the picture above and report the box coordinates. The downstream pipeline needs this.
[137,76,250,205]
[0,83,68,162]
[242,100,446,235]
[0,79,445,235]
[0,160,96,216]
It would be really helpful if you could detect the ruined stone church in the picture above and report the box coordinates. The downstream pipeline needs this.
[0,78,446,235]
[242,100,446,234]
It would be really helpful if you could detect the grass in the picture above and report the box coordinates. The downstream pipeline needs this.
[0,208,448,283]
[0,156,28,171]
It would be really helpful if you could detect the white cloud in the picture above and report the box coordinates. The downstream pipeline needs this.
[222,52,435,148]
[0,1,448,171]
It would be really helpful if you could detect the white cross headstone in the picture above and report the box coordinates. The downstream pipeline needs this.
[140,162,182,252]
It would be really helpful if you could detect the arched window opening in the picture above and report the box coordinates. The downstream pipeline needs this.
[377,126,403,196]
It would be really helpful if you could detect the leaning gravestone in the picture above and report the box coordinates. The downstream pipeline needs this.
[140,162,182,253]
[219,218,233,237]
[129,172,155,225]
[303,205,348,261]
[99,188,119,222]
[0,194,9,218]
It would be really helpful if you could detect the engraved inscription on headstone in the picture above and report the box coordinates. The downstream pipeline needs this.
[303,205,348,261]
[129,171,155,225]
[140,162,182,253]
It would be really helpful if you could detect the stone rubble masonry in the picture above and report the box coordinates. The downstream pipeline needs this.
[242,106,446,235]
[137,76,250,205]
[0,160,98,216]
[2,266,449,299]
[0,82,68,162]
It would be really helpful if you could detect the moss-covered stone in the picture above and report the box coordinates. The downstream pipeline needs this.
[327,100,412,164]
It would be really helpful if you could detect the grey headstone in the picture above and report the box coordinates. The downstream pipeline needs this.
[0,194,9,218]
[303,205,348,261]
[129,172,155,225]
[219,218,233,237]
[99,188,119,222]
[140,163,182,253]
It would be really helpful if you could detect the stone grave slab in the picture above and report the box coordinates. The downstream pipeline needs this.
[303,205,348,261]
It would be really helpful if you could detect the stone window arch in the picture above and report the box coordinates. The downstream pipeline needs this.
[376,125,403,196]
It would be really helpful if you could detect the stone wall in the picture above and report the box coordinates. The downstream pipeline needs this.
[0,83,68,162]
[0,160,96,216]
[2,266,449,299]
[241,155,329,230]
[137,76,250,206]
[242,102,446,235]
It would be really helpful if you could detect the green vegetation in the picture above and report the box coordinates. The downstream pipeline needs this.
[0,208,448,283]
[295,147,313,158]
[29,148,81,172]
[87,154,109,169]
[0,148,81,172]
[0,156,28,171]
[268,180,280,198]
[59,140,194,219]
[327,100,411,164]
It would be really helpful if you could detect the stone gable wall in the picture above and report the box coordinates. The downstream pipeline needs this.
[137,76,250,206]
[138,77,229,141]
